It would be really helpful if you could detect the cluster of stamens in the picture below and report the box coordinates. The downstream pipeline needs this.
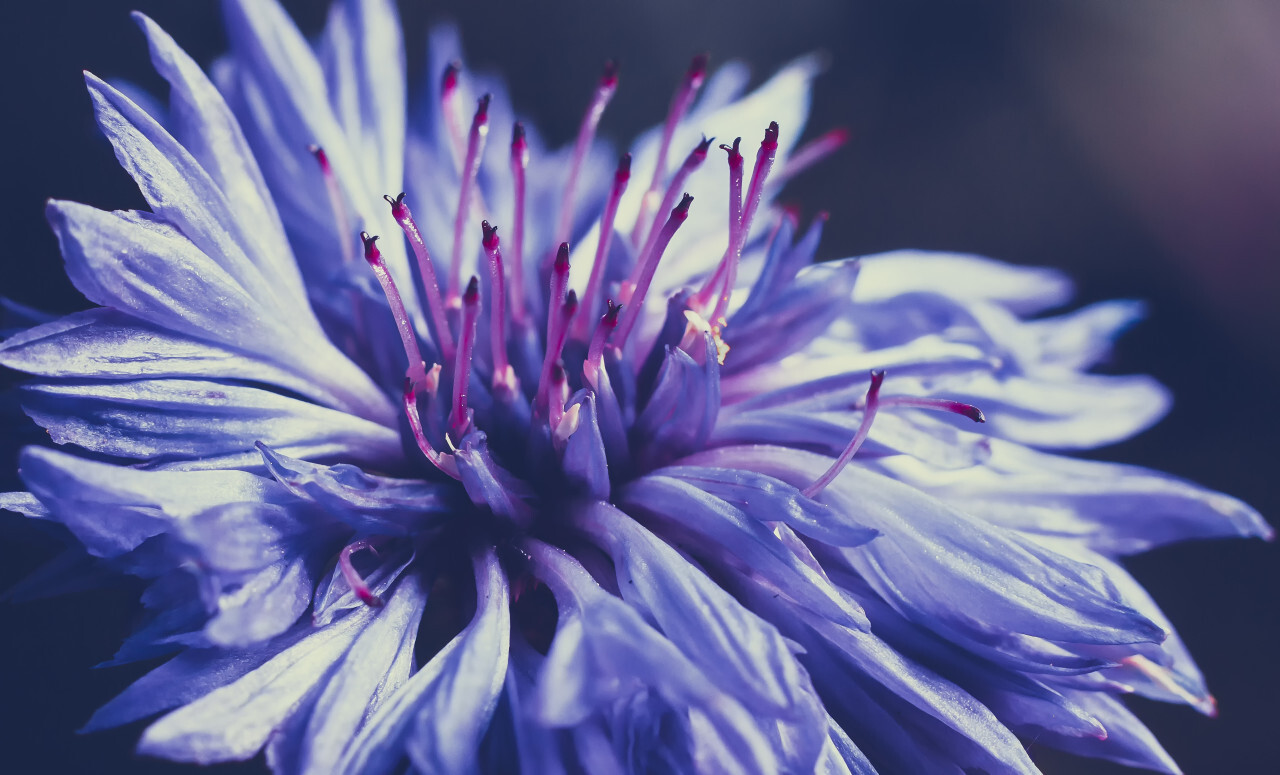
[308,54,985,576]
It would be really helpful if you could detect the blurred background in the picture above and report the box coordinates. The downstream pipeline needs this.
[1,1,1277,772]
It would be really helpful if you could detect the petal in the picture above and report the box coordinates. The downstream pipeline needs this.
[221,0,416,306]
[943,371,1171,449]
[881,439,1273,553]
[561,391,611,500]
[257,444,458,536]
[43,201,394,424]
[1034,691,1181,774]
[574,501,817,716]
[744,581,1037,775]
[204,549,322,647]
[19,446,287,557]
[691,446,1167,659]
[853,250,1073,315]
[724,259,860,373]
[633,333,720,470]
[272,571,428,775]
[526,541,779,775]
[722,336,992,406]
[0,309,359,413]
[320,0,405,199]
[658,464,878,547]
[84,71,277,310]
[135,12,308,315]
[454,433,537,526]
[1022,299,1147,374]
[336,549,509,775]
[619,474,868,630]
[137,606,376,763]
[20,378,401,471]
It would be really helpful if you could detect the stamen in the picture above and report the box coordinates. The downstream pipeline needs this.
[449,276,481,438]
[709,122,780,326]
[309,145,355,266]
[634,54,709,246]
[554,62,619,248]
[772,127,850,187]
[449,95,492,303]
[804,370,885,498]
[1120,655,1218,718]
[338,540,383,607]
[549,361,569,430]
[584,300,622,388]
[535,286,578,419]
[403,374,460,478]
[361,232,427,389]
[611,193,693,348]
[385,193,456,363]
[573,153,631,340]
[508,122,530,324]
[692,138,743,310]
[678,308,730,365]
[440,62,466,168]
[629,136,713,294]
[878,396,986,423]
[553,401,582,447]
[480,221,518,396]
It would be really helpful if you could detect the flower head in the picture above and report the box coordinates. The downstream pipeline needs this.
[0,0,1271,773]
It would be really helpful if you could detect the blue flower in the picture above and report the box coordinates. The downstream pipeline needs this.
[0,0,1270,772]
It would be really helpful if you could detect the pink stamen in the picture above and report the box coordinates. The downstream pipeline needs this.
[1120,655,1218,718]
[693,137,743,310]
[611,193,694,348]
[584,300,621,388]
[440,62,466,168]
[385,193,456,363]
[449,276,481,438]
[535,284,578,419]
[804,370,885,498]
[309,145,355,266]
[878,396,986,423]
[362,232,427,389]
[772,127,850,186]
[508,122,530,324]
[480,221,517,396]
[634,54,709,247]
[403,375,460,478]
[449,95,492,303]
[549,361,569,430]
[338,540,383,607]
[573,153,631,341]
[631,136,713,291]
[710,122,780,325]
[554,62,619,247]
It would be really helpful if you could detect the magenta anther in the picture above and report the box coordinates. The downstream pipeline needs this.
[633,136,713,284]
[481,221,517,395]
[508,122,530,324]
[449,95,492,303]
[804,370,885,498]
[338,540,383,607]
[554,62,619,248]
[574,153,631,340]
[449,276,481,438]
[612,194,693,348]
[385,193,455,363]
[584,300,622,388]
[634,54,708,246]
[362,232,427,389]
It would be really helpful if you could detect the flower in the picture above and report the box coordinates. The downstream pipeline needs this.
[0,0,1270,772]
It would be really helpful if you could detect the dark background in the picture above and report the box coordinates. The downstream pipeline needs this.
[2,1,1277,773]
